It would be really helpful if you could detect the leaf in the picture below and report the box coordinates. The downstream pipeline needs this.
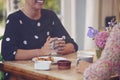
[0,71,4,80]
[0,35,3,40]
[44,0,60,14]
[96,49,102,59]
[0,54,3,61]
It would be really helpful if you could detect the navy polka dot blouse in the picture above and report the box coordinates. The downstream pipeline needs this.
[1,9,78,61]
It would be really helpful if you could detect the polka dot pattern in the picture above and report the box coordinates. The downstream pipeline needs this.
[2,9,78,80]
[37,22,41,27]
[23,40,27,45]
[5,73,8,76]
[47,31,50,36]
[19,20,23,24]
[6,37,10,42]
[34,35,39,39]
[13,51,16,55]
[52,21,55,25]
[6,20,10,24]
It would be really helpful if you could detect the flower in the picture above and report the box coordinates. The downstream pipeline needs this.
[87,27,109,49]
[95,31,109,49]
[87,27,98,39]
[87,18,116,58]
[87,26,110,58]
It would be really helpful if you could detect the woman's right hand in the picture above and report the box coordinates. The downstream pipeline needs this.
[40,36,52,55]
[40,36,58,55]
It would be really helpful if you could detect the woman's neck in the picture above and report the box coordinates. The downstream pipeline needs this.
[22,6,41,20]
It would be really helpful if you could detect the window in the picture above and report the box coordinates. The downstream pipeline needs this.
[44,0,61,15]
[0,0,6,27]
[19,0,61,15]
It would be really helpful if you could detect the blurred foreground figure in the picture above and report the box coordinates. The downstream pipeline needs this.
[84,24,120,80]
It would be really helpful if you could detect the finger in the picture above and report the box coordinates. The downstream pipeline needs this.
[54,42,65,48]
[47,36,51,41]
[57,50,65,55]
[52,37,58,41]
[57,47,64,51]
[49,37,58,43]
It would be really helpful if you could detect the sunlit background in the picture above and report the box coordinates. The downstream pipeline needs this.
[0,0,119,51]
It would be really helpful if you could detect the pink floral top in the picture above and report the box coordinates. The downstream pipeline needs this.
[84,24,120,80]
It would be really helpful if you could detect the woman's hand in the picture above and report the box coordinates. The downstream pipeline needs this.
[41,36,60,55]
[76,60,91,73]
[40,36,52,55]
[54,38,66,54]
[41,37,75,55]
[42,37,66,55]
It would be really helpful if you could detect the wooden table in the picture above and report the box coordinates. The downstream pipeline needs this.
[0,53,84,80]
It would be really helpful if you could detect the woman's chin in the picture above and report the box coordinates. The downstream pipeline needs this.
[34,6,43,10]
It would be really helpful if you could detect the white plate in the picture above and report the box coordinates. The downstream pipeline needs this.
[32,56,67,64]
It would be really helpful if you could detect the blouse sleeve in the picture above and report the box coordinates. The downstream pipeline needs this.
[50,11,78,51]
[83,25,120,80]
[1,15,19,61]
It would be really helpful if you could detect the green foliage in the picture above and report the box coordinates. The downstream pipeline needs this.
[0,54,3,80]
[0,1,3,22]
[19,0,61,14]
[0,55,2,61]
[0,1,3,10]
[0,35,3,80]
[0,35,3,40]
[0,53,3,80]
[0,1,6,25]
[44,0,61,14]
[0,72,4,80]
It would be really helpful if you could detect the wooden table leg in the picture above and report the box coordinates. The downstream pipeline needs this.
[9,74,27,80]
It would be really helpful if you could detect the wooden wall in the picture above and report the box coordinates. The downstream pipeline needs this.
[99,0,119,27]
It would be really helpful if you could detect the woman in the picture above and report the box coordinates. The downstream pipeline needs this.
[76,23,120,80]
[1,0,78,79]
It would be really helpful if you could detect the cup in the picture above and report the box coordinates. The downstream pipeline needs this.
[76,51,94,65]
[57,60,71,70]
[50,37,64,56]
[34,61,52,70]
[57,38,64,41]
[77,55,93,63]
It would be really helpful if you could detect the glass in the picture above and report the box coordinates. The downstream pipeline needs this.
[50,37,65,56]
[76,51,94,65]
[50,39,57,56]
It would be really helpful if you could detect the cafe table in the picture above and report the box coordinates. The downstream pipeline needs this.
[0,53,85,80]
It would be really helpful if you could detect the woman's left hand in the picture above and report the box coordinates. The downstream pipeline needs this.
[54,39,66,54]
[76,60,91,73]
